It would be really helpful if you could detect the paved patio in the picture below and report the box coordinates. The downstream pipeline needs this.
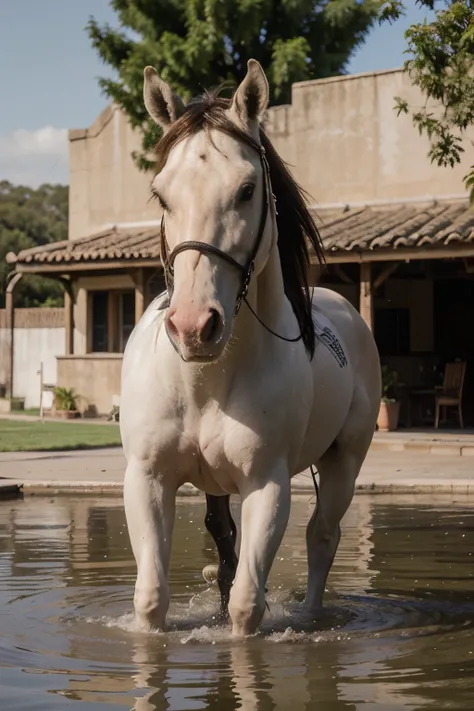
[1,444,473,496]
[373,428,474,456]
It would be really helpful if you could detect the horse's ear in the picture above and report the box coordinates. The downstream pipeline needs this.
[229,59,269,128]
[143,66,185,131]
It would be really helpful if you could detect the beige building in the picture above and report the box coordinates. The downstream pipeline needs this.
[6,67,474,422]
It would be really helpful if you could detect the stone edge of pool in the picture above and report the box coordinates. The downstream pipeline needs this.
[2,480,473,497]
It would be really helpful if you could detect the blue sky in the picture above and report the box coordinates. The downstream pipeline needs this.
[0,1,434,187]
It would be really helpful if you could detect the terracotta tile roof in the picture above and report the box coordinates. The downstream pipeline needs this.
[315,200,474,253]
[8,200,474,270]
[8,227,162,266]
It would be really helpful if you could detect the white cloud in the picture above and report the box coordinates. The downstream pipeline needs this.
[0,126,69,187]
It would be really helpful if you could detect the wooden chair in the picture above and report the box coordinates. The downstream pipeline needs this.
[435,361,466,429]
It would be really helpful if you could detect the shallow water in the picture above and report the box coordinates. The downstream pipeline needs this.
[0,494,474,710]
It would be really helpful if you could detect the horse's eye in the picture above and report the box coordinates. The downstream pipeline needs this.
[157,195,170,212]
[240,183,255,202]
[150,189,170,212]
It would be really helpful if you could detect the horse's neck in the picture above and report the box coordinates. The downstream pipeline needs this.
[176,245,290,401]
[245,242,290,340]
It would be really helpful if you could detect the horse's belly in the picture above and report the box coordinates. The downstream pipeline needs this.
[185,464,239,496]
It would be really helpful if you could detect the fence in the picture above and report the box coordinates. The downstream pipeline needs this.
[0,308,65,408]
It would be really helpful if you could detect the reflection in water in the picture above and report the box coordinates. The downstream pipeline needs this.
[0,495,473,709]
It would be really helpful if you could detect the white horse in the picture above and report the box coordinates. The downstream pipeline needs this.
[120,59,381,637]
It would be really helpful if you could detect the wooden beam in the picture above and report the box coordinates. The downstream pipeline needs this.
[334,264,354,284]
[359,262,373,331]
[5,273,22,399]
[316,245,474,264]
[15,259,162,274]
[373,262,401,290]
[64,291,74,355]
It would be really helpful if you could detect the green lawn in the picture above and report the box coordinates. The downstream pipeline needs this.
[10,407,41,417]
[0,419,122,452]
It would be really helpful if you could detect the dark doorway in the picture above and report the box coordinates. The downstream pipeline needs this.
[434,277,474,426]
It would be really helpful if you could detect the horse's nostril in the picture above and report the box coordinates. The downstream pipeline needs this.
[201,308,222,343]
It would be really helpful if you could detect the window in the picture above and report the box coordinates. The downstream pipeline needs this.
[89,290,135,353]
[91,292,108,352]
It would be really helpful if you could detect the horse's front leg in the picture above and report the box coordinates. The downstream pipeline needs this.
[124,459,176,631]
[229,464,291,637]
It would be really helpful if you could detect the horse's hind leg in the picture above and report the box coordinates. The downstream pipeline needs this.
[124,459,176,631]
[304,446,362,612]
[204,494,238,615]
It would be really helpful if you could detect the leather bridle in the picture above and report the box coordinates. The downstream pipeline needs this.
[159,141,304,345]
[160,144,271,315]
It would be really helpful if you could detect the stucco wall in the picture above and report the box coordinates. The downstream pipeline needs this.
[57,354,122,415]
[69,106,158,240]
[69,68,472,240]
[277,69,471,205]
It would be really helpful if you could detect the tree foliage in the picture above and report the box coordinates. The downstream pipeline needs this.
[0,181,68,308]
[88,0,384,171]
[382,1,474,201]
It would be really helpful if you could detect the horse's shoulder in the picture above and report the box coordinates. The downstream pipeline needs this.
[124,291,169,357]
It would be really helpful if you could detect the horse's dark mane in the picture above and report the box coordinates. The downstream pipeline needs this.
[155,90,326,359]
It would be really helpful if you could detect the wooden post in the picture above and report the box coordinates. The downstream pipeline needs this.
[133,269,145,323]
[5,273,22,399]
[64,290,74,355]
[359,262,373,331]
[38,362,44,418]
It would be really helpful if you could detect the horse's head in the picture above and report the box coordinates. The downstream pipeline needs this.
[144,60,273,363]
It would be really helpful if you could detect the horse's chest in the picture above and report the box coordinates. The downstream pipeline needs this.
[179,404,272,494]
[156,362,309,494]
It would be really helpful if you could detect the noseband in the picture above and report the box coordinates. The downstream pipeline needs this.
[160,144,270,315]
[160,142,304,345]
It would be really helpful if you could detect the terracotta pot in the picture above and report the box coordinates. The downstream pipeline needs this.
[377,400,400,432]
[57,410,78,420]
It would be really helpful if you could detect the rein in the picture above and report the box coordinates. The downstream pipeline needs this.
[160,143,303,345]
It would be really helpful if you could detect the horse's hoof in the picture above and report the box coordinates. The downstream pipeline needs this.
[202,564,219,585]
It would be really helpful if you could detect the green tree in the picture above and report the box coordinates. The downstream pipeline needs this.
[88,0,384,171]
[0,181,68,308]
[382,1,474,200]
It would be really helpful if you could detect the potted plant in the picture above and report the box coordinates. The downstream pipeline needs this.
[377,365,400,432]
[53,387,80,419]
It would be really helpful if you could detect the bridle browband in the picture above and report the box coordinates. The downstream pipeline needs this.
[160,140,303,344]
